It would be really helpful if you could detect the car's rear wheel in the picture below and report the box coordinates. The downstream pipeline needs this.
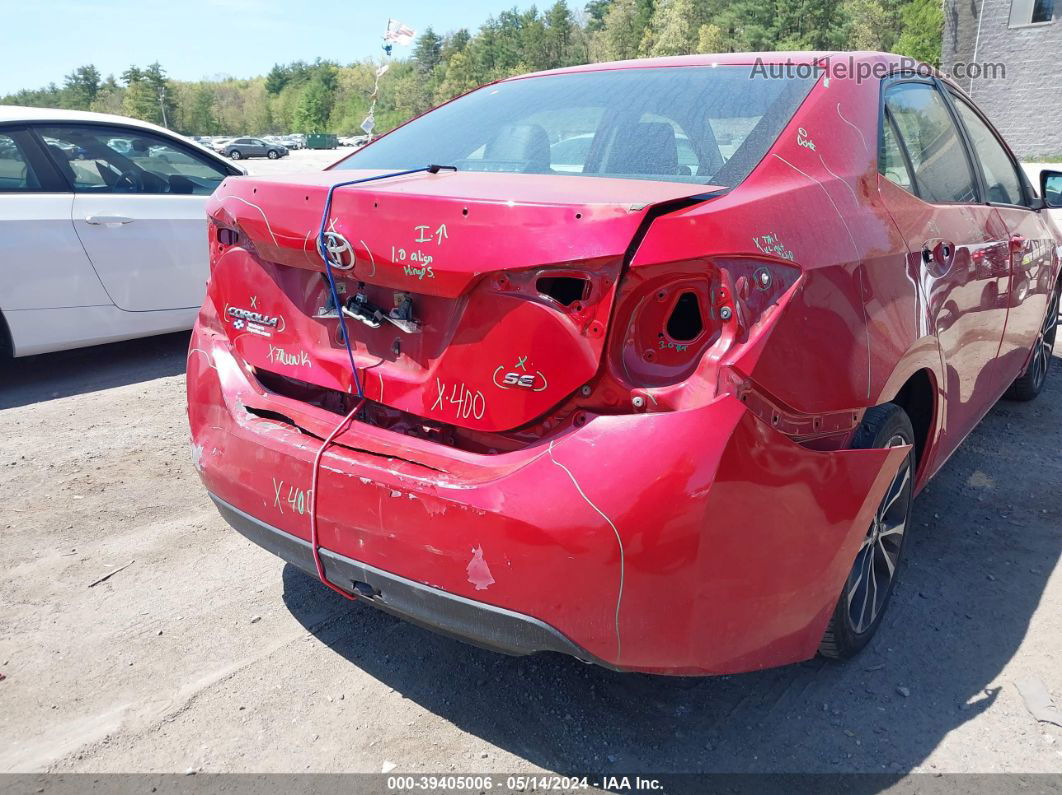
[0,310,11,360]
[230,150,242,160]
[267,149,279,160]
[1004,285,1059,402]
[819,403,915,660]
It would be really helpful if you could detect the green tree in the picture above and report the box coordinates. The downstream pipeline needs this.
[180,83,220,134]
[595,0,642,60]
[696,22,725,53]
[265,64,290,95]
[143,62,177,126]
[90,75,124,115]
[413,27,443,74]
[895,0,944,65]
[586,0,612,31]
[441,28,472,60]
[648,0,698,55]
[62,65,101,110]
[543,1,576,68]
[844,0,901,50]
[291,75,334,132]
[121,67,158,123]
[434,50,479,102]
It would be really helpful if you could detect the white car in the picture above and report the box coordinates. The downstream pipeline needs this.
[0,106,244,357]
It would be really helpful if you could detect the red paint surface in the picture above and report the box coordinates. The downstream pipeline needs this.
[188,52,1062,674]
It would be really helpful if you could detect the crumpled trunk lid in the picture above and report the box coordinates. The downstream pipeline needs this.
[205,169,719,433]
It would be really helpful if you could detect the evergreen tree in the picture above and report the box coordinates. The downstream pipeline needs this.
[596,0,642,60]
[143,62,177,126]
[895,0,944,65]
[648,0,698,56]
[696,23,725,53]
[844,0,901,51]
[413,27,444,74]
[585,0,612,31]
[62,65,101,110]
[544,1,576,67]
[265,64,290,95]
[121,67,160,123]
[291,75,333,132]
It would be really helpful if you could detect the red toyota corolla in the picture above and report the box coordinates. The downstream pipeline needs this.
[187,52,1062,675]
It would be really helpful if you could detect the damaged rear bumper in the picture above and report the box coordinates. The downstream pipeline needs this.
[211,493,614,665]
[188,322,908,675]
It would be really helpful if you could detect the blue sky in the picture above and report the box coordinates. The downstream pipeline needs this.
[0,0,541,95]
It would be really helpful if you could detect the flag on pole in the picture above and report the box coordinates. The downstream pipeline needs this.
[384,18,416,46]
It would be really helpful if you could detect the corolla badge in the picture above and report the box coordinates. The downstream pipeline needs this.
[323,231,355,270]
[225,305,285,337]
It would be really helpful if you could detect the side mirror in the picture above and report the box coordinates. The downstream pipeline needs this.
[1040,169,1062,208]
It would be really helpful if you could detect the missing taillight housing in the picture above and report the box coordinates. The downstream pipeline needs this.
[537,275,590,306]
[615,274,718,386]
[607,257,800,391]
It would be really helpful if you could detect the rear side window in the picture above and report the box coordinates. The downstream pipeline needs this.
[336,66,819,188]
[37,124,228,195]
[0,133,40,192]
[883,82,978,204]
[951,95,1026,206]
[880,113,914,193]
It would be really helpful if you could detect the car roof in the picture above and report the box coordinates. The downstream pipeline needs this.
[0,104,236,164]
[516,50,927,79]
[0,104,180,134]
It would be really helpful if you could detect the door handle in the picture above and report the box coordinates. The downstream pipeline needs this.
[85,215,134,225]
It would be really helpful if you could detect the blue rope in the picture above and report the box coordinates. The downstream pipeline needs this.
[315,166,447,400]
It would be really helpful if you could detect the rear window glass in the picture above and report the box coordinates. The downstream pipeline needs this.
[334,66,818,188]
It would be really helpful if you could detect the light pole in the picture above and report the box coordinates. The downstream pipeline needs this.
[158,85,169,128]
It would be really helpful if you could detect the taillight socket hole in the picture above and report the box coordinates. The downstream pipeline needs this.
[665,291,704,342]
[538,275,590,306]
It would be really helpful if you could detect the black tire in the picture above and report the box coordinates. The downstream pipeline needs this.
[1004,285,1059,402]
[819,403,915,660]
[267,149,279,160]
[0,310,11,359]
[229,150,242,160]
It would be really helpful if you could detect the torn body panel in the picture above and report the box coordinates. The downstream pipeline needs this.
[188,320,906,674]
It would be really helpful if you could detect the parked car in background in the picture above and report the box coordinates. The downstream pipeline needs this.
[219,137,288,160]
[0,106,243,356]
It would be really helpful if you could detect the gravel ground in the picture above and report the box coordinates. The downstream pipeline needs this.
[0,335,1059,776]
[0,151,1059,777]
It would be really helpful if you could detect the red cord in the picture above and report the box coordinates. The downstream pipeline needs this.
[308,398,365,600]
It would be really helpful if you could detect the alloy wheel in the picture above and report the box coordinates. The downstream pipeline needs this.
[1030,289,1059,391]
[845,434,912,634]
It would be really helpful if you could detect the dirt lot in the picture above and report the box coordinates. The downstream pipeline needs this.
[0,328,1059,777]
